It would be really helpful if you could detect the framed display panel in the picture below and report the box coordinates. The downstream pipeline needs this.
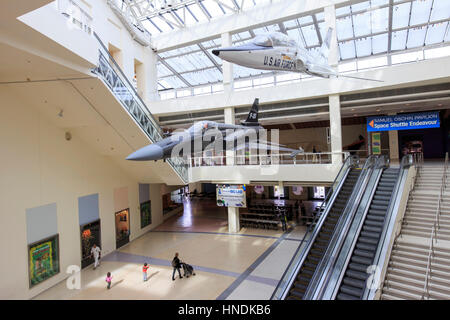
[140,200,151,229]
[80,219,101,269]
[28,234,60,288]
[115,209,130,249]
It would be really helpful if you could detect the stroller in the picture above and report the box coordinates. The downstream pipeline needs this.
[181,262,196,277]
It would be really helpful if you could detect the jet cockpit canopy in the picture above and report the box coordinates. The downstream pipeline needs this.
[252,32,297,48]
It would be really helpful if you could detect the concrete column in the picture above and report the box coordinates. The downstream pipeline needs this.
[388,131,399,162]
[228,207,240,233]
[324,5,339,67]
[221,32,234,94]
[329,94,342,164]
[224,107,235,165]
[388,112,399,162]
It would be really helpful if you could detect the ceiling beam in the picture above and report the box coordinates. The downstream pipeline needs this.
[158,56,193,87]
[152,0,368,52]
[198,43,223,73]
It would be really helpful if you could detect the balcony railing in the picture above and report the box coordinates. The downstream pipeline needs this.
[92,33,188,183]
[188,152,350,168]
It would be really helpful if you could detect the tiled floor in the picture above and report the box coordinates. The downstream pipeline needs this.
[34,198,307,300]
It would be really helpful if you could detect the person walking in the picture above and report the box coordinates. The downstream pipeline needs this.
[90,244,101,270]
[105,272,112,289]
[171,252,183,281]
[143,263,149,282]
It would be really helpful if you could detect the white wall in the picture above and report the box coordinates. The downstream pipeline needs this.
[0,87,164,299]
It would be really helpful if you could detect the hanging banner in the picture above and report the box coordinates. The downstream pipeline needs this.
[372,132,381,155]
[216,185,247,208]
[367,111,440,132]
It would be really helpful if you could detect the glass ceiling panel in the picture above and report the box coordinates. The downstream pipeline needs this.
[391,29,408,50]
[339,40,356,60]
[430,1,450,21]
[337,15,354,40]
[353,11,372,37]
[406,27,427,48]
[392,2,411,29]
[301,25,320,47]
[409,0,433,26]
[355,37,372,57]
[372,33,388,54]
[425,22,447,45]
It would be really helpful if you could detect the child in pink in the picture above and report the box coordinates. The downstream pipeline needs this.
[106,272,112,289]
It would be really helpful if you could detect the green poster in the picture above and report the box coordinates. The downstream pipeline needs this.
[372,132,381,155]
[140,200,152,228]
[28,235,59,287]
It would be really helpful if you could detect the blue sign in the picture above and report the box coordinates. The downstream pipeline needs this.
[367,112,440,132]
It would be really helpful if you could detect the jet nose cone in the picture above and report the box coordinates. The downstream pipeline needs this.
[126,144,164,161]
[212,49,220,57]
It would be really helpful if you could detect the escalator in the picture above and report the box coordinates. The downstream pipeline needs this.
[335,167,399,300]
[286,168,362,300]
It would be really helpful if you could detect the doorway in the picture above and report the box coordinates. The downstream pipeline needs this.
[115,209,130,249]
[80,219,101,269]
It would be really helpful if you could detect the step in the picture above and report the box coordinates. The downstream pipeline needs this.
[383,276,450,300]
[381,287,422,300]
[387,267,450,288]
[391,248,450,267]
[389,255,450,273]
[385,273,450,297]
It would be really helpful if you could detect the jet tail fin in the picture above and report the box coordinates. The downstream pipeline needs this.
[242,98,260,126]
[319,27,333,62]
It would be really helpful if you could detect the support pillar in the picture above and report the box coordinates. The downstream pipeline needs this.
[228,207,240,233]
[329,94,343,164]
[224,107,235,165]
[221,32,234,94]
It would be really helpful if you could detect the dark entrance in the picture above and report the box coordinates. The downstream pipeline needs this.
[80,219,101,269]
[115,209,130,249]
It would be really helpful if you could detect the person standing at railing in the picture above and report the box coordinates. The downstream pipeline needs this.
[312,146,318,163]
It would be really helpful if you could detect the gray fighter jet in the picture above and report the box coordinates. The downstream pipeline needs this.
[212,28,382,82]
[126,99,304,161]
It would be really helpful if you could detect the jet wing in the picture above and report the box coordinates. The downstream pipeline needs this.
[307,65,384,82]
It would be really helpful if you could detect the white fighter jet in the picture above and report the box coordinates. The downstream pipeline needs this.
[212,28,382,82]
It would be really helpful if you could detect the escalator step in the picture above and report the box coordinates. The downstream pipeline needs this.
[365,220,384,228]
[363,225,382,233]
[356,242,376,252]
[348,262,368,272]
[354,249,375,259]
[342,277,365,289]
[340,285,363,297]
[358,236,378,245]
[346,270,368,281]
[368,209,386,216]
[365,214,385,222]
[351,255,372,265]
[336,292,359,300]
[360,230,379,239]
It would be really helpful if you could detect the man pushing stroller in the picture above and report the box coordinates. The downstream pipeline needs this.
[171,252,196,280]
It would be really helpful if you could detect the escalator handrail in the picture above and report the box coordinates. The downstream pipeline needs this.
[302,155,379,299]
[270,155,357,300]
[362,154,413,300]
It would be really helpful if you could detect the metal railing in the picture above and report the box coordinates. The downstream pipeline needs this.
[270,155,359,300]
[422,152,448,299]
[187,152,350,167]
[91,32,188,183]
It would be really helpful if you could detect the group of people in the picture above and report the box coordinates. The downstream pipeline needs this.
[88,245,194,289]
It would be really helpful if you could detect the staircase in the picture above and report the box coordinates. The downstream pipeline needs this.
[381,162,450,300]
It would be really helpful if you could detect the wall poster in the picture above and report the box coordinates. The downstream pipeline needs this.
[28,234,60,288]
